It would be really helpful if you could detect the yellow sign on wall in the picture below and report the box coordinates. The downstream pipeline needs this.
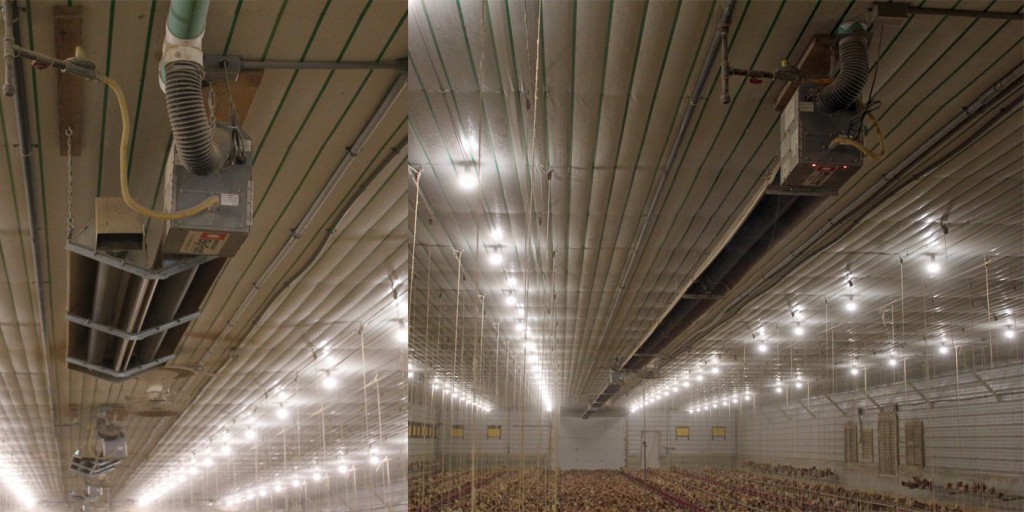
[451,425,464,439]
[487,425,501,439]
[675,426,690,439]
[712,426,726,439]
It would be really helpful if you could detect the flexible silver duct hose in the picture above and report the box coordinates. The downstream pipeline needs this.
[815,33,869,113]
[164,60,221,175]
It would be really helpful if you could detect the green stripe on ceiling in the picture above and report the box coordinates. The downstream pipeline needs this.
[0,102,33,310]
[252,0,356,165]
[254,0,383,211]
[409,58,458,180]
[24,0,55,340]
[195,12,407,348]
[95,1,116,194]
[423,0,487,168]
[245,122,408,320]
[125,0,158,181]
[260,0,291,61]
[455,1,479,84]
[221,0,245,54]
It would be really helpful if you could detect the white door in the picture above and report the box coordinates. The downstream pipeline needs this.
[642,431,661,469]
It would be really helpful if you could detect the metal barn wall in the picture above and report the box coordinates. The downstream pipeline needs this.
[558,416,626,470]
[626,404,738,469]
[736,362,1024,499]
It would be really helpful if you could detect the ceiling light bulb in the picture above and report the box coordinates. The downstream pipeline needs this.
[338,464,349,474]
[846,299,857,312]
[291,479,301,488]
[273,484,283,493]
[488,251,503,266]
[757,342,768,353]
[515,322,526,332]
[527,354,539,364]
[220,445,232,456]
[850,366,859,376]
[458,171,477,190]
[795,381,803,389]
[202,457,214,467]
[244,427,256,440]
[711,366,720,375]
[926,257,940,274]
[370,455,380,465]
[395,326,408,343]
[312,473,323,482]
[744,394,751,401]
[695,374,704,382]
[775,386,783,394]
[731,397,738,403]
[505,295,516,306]
[258,489,267,497]
[275,405,289,419]
[938,344,949,355]
[1004,326,1015,339]
[322,374,338,389]
[682,380,690,388]
[794,325,804,336]
[888,357,898,367]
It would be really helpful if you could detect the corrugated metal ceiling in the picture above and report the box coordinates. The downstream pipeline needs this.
[0,0,408,509]
[408,0,1022,421]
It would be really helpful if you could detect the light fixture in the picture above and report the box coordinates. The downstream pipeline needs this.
[488,250,503,266]
[338,464,350,475]
[695,374,704,382]
[505,295,516,306]
[682,380,690,388]
[508,276,518,288]
[219,444,232,456]
[850,366,859,376]
[258,489,267,497]
[793,324,804,336]
[744,394,751,401]
[202,457,214,467]
[491,227,504,241]
[244,427,257,440]
[515,322,526,332]
[457,170,478,190]
[710,365,720,375]
[322,372,338,390]
[888,357,898,367]
[273,484,283,493]
[926,255,940,274]
[370,455,381,465]
[938,343,949,355]
[774,385,783,394]
[1004,326,1015,339]
[291,479,301,488]
[394,325,408,343]
[275,405,289,420]
[757,342,768,353]
[312,473,323,482]
[795,381,803,389]
[846,298,857,312]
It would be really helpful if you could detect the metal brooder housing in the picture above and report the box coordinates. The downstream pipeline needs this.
[778,82,864,195]
[163,124,253,257]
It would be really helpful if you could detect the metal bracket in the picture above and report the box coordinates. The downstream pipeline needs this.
[67,355,175,383]
[203,54,242,80]
[67,311,200,341]
[766,184,840,196]
[67,239,215,280]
